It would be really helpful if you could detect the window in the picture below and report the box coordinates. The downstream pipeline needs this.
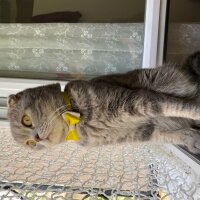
[0,0,200,199]
[0,0,145,80]
[164,0,200,163]
[166,0,200,63]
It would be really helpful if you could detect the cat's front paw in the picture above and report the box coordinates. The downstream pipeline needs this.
[186,132,200,154]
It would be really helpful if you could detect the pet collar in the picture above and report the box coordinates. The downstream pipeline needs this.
[62,92,80,141]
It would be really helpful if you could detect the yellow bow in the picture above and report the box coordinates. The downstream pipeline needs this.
[62,92,80,141]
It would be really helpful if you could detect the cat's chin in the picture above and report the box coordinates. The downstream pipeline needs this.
[36,121,68,149]
[34,137,67,150]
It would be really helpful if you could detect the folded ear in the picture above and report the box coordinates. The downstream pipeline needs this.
[7,92,22,108]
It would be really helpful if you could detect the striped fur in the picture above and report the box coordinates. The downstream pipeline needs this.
[7,52,200,153]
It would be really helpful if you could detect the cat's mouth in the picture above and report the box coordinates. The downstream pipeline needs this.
[38,128,67,146]
[37,122,50,140]
[39,131,50,140]
[32,133,51,149]
[26,137,51,150]
[36,139,52,149]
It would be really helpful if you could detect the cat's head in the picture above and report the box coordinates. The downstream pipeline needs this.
[7,83,68,150]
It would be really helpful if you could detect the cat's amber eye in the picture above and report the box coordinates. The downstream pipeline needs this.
[26,139,36,147]
[21,115,32,127]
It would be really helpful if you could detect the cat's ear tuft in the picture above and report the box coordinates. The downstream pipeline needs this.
[53,83,61,91]
[183,51,200,76]
[7,93,22,107]
[55,83,61,89]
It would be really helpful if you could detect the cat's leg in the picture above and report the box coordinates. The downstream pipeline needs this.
[92,51,200,98]
[91,65,198,99]
[140,51,200,98]
[108,83,200,153]
[122,89,200,120]
[123,118,200,154]
[69,79,200,120]
[152,128,200,154]
[153,117,200,154]
[132,118,200,154]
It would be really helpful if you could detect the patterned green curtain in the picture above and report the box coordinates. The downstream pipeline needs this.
[0,23,144,80]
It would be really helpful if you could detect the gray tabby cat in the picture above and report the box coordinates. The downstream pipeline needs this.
[7,52,200,153]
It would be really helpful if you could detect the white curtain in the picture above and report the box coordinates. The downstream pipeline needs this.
[0,23,144,79]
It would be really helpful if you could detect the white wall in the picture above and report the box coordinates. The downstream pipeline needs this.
[169,0,200,22]
[33,0,200,23]
[33,0,145,22]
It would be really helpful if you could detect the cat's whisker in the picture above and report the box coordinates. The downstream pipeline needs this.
[46,107,68,125]
[39,103,102,138]
[46,105,68,121]
[42,105,68,127]
[39,107,69,139]
[46,108,68,130]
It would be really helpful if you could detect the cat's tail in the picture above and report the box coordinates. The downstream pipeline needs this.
[182,51,200,77]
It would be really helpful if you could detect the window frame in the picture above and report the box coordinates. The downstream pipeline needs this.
[0,0,167,97]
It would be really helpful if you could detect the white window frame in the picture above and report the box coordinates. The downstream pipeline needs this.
[164,144,200,177]
[142,0,167,68]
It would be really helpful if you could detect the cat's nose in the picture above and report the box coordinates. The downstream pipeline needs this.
[34,133,42,142]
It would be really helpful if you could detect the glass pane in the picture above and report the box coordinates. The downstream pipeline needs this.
[0,0,145,80]
[166,0,200,63]
[166,0,200,159]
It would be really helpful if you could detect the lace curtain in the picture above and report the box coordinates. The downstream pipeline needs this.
[0,23,144,80]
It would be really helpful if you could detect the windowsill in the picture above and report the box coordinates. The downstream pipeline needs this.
[0,120,9,127]
[164,144,200,177]
[0,77,67,97]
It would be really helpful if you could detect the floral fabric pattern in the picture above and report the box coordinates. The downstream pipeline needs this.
[0,23,144,79]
